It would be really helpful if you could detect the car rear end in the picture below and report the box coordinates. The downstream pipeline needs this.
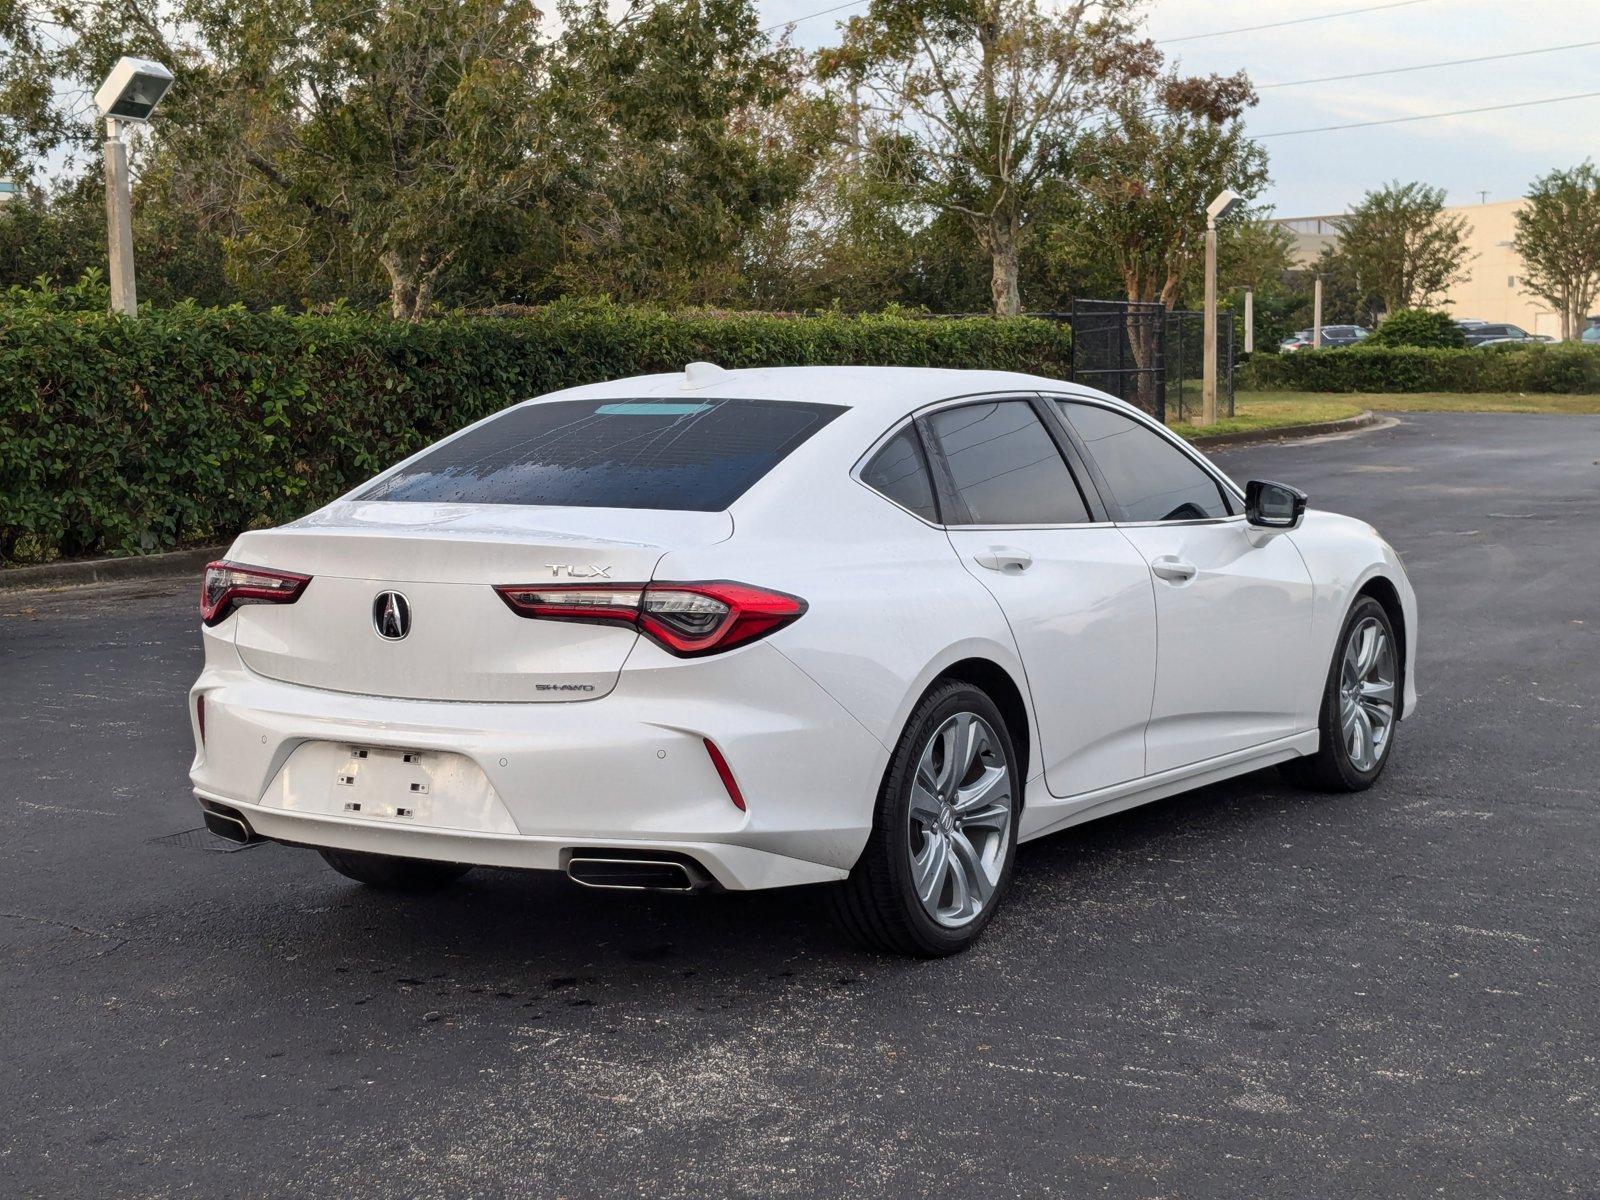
[188,388,889,890]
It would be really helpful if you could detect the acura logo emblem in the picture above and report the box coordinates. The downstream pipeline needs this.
[373,591,411,641]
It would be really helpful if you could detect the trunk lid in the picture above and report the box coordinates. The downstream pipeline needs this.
[226,502,732,701]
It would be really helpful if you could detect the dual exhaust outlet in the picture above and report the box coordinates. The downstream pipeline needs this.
[200,801,709,892]
[565,854,710,892]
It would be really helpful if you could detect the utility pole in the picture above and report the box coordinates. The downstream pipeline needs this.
[1244,289,1254,354]
[1313,276,1324,349]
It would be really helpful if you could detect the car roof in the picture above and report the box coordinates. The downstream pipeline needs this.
[518,365,1131,422]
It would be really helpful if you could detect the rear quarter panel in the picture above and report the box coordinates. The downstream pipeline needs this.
[658,422,1035,777]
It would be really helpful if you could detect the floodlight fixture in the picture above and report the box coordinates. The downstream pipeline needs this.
[1207,188,1246,226]
[94,57,174,123]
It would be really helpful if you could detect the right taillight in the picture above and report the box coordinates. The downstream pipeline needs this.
[200,561,311,625]
[494,580,805,657]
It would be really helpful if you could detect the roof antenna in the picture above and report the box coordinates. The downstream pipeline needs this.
[682,361,730,391]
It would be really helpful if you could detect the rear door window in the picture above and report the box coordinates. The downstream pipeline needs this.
[925,400,1091,526]
[1059,401,1233,522]
[859,425,939,522]
[361,397,844,511]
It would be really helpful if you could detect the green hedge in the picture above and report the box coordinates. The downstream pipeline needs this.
[1244,344,1600,394]
[1365,308,1467,349]
[0,302,1072,564]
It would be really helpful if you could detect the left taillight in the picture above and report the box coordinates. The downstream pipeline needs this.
[200,560,311,626]
[494,580,806,657]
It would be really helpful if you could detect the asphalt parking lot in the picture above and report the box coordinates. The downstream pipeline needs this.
[3,411,1598,1198]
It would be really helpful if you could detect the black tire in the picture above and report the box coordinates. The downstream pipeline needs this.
[829,680,1020,958]
[318,847,473,890]
[1281,595,1399,793]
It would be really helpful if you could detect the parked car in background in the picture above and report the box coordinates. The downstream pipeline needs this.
[1581,325,1600,345]
[1461,323,1536,346]
[1279,325,1370,352]
[1319,325,1370,348]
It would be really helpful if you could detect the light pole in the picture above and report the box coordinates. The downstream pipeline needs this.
[1202,189,1244,427]
[93,57,174,317]
[1313,275,1324,349]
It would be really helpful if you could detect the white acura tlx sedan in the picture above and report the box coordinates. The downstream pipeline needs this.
[189,365,1417,956]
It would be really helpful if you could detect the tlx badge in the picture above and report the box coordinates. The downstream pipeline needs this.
[546,563,613,579]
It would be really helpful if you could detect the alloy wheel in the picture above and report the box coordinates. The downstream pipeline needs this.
[1339,616,1397,773]
[906,711,1014,928]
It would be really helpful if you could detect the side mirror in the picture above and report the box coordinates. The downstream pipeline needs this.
[1246,480,1307,530]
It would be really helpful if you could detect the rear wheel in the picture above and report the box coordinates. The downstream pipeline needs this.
[829,681,1019,957]
[318,847,473,890]
[1282,595,1399,792]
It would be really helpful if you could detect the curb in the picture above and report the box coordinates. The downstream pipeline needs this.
[1,545,227,593]
[1186,410,1384,450]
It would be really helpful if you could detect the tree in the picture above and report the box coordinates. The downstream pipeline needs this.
[1334,181,1471,318]
[1044,66,1265,410]
[549,0,812,307]
[1366,308,1467,349]
[228,0,557,320]
[2,0,818,316]
[738,94,918,311]
[1211,216,1294,301]
[1211,217,1297,358]
[1513,163,1600,342]
[0,180,104,290]
[0,0,560,319]
[817,0,1152,316]
[1288,245,1367,327]
[1062,71,1264,311]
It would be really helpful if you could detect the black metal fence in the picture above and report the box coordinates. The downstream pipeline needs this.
[1161,308,1236,426]
[908,300,1235,424]
[1026,300,1234,425]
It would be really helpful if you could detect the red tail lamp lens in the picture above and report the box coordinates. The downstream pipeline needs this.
[200,561,311,625]
[495,581,805,657]
[490,585,645,625]
[703,738,746,811]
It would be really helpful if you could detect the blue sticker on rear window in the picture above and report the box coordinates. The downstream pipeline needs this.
[593,402,714,416]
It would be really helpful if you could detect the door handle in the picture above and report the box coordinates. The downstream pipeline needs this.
[1150,556,1197,583]
[974,546,1033,573]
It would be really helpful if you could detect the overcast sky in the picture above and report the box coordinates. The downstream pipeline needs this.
[760,0,1600,216]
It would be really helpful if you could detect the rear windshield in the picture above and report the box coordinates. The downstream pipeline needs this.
[360,397,845,511]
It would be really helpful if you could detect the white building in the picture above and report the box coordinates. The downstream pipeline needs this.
[1272,200,1564,337]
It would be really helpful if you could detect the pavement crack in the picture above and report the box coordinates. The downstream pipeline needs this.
[0,910,122,941]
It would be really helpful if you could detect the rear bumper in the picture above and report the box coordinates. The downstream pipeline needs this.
[189,632,886,891]
[194,794,839,889]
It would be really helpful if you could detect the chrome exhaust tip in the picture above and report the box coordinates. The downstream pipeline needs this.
[200,802,261,845]
[565,855,706,892]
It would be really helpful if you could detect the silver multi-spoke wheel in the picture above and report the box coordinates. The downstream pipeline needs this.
[831,681,1019,956]
[1339,615,1397,772]
[906,711,1014,928]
